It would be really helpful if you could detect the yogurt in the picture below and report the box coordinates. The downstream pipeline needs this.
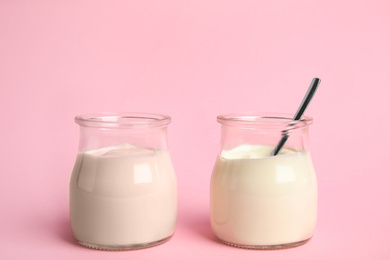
[210,144,317,248]
[70,143,177,249]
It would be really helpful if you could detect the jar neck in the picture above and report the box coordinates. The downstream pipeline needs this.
[78,126,169,152]
[75,113,171,152]
[219,125,311,153]
[216,113,313,154]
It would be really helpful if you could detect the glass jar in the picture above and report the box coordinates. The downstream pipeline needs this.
[70,113,177,250]
[210,113,317,249]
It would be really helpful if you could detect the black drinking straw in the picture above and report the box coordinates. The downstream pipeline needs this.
[270,78,321,156]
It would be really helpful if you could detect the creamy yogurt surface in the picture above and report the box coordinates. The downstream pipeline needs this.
[70,143,177,247]
[210,144,317,247]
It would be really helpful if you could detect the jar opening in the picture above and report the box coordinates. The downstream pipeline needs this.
[75,112,171,128]
[217,112,312,130]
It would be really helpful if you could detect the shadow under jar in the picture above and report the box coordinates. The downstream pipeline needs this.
[210,113,317,249]
[70,113,177,250]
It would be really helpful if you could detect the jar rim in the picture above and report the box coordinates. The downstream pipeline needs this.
[217,112,313,129]
[75,112,171,128]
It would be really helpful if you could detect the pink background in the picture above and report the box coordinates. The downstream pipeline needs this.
[1,0,389,259]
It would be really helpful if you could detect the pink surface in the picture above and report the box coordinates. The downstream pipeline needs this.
[1,0,389,259]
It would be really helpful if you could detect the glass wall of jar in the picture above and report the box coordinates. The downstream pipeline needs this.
[70,113,177,250]
[210,113,317,249]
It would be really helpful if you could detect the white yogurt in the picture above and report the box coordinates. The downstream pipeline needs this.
[70,143,177,248]
[210,144,317,247]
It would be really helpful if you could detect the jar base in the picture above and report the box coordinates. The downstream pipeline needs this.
[77,235,173,251]
[218,237,312,250]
